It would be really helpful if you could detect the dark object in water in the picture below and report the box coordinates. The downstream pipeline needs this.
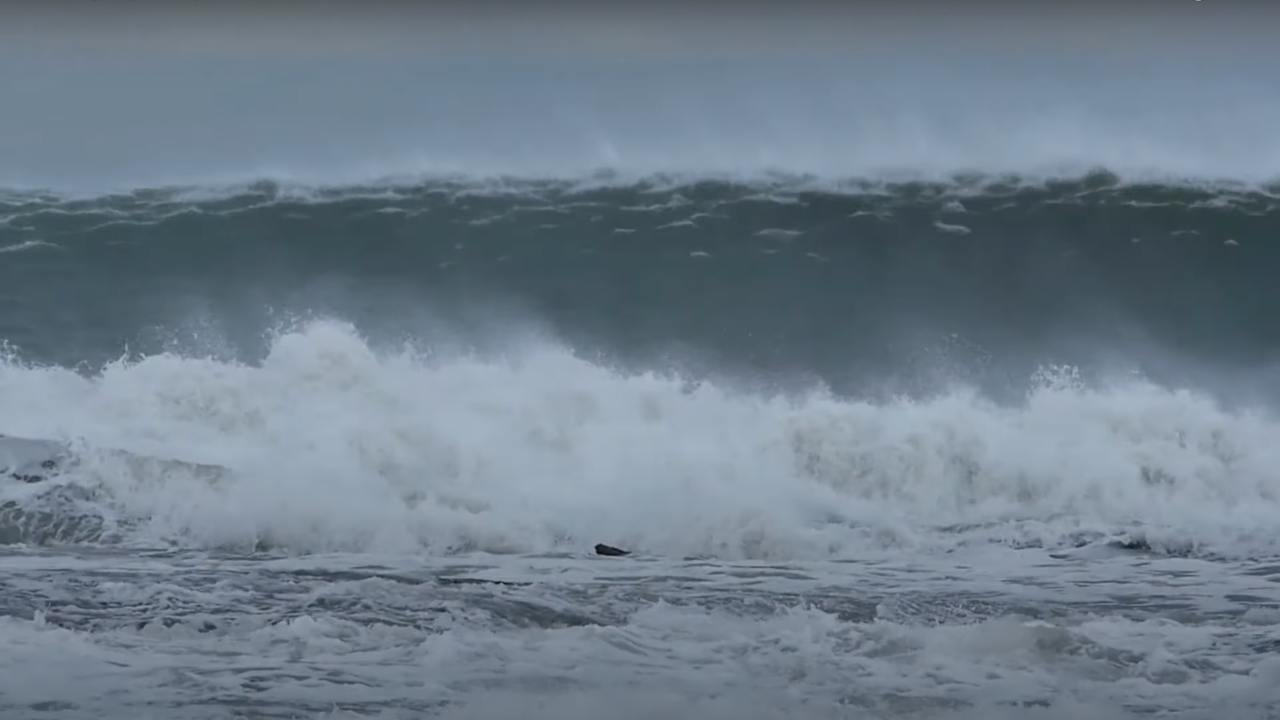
[9,461,58,483]
[438,577,532,588]
[3,436,67,484]
[2,435,229,487]
[594,543,630,557]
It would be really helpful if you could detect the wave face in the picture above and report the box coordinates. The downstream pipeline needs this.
[2,175,1279,559]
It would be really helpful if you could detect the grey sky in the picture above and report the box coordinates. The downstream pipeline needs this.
[2,1,1277,191]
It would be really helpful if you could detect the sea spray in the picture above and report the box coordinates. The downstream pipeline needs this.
[3,320,1277,559]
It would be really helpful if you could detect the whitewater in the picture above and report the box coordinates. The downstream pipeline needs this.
[2,318,1279,560]
[2,315,1279,718]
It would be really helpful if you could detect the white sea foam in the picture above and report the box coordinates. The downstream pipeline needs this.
[753,228,803,240]
[0,239,61,254]
[0,573,1273,719]
[1,319,1277,559]
[933,221,972,235]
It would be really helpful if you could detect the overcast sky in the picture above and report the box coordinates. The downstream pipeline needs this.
[2,1,1277,191]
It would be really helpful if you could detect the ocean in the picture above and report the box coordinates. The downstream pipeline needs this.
[1,172,1278,718]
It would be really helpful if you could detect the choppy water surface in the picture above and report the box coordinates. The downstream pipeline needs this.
[2,546,1278,720]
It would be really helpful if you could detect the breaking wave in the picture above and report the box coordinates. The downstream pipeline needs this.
[2,320,1277,560]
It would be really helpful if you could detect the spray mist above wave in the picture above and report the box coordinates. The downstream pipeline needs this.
[4,167,1280,207]
[1,319,1277,559]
